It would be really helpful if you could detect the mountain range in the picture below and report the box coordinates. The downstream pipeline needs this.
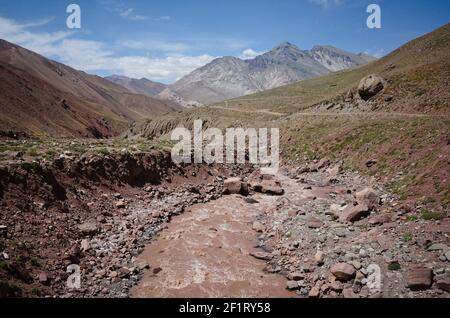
[0,40,180,138]
[105,75,168,97]
[0,39,375,138]
[105,43,375,107]
[169,42,375,105]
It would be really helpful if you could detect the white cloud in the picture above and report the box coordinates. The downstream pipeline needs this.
[364,48,385,58]
[118,8,149,21]
[308,0,343,9]
[154,16,171,22]
[122,39,189,52]
[0,16,214,83]
[102,1,170,22]
[240,48,265,59]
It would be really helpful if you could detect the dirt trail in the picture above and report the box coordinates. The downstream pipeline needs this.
[213,106,450,118]
[131,174,304,298]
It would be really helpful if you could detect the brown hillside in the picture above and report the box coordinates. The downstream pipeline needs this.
[0,39,180,138]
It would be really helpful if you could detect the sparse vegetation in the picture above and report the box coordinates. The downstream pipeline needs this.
[388,262,401,271]
[420,209,446,221]
[30,257,40,267]
[403,233,413,242]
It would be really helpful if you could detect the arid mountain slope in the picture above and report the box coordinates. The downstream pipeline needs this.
[169,42,375,105]
[105,75,167,97]
[0,40,180,138]
[219,23,450,115]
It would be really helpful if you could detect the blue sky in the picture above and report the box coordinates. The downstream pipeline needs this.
[0,0,449,83]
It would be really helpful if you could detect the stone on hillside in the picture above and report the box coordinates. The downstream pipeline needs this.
[78,222,98,236]
[80,239,90,252]
[252,221,265,233]
[38,272,49,285]
[436,277,450,292]
[339,204,371,222]
[331,263,356,282]
[306,216,324,229]
[286,281,300,290]
[249,251,273,261]
[308,282,321,298]
[223,178,249,195]
[427,243,448,252]
[315,251,325,266]
[445,250,450,261]
[358,74,385,100]
[405,267,433,291]
[355,188,379,209]
[288,272,305,281]
[252,180,284,196]
[115,199,127,209]
[134,259,150,271]
[310,159,330,172]
[343,287,359,298]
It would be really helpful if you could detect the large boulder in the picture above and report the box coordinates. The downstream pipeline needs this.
[251,180,284,196]
[78,222,99,236]
[223,177,249,195]
[339,204,371,223]
[330,263,356,282]
[405,267,433,291]
[355,188,380,210]
[358,74,385,100]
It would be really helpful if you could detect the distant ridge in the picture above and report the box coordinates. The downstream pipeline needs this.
[167,42,376,105]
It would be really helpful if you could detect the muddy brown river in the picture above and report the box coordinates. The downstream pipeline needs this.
[131,177,298,298]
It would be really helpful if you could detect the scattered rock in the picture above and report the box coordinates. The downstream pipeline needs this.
[118,267,131,278]
[355,188,379,209]
[286,281,300,290]
[134,259,150,271]
[109,271,118,278]
[65,244,81,263]
[315,251,325,266]
[244,197,259,204]
[358,74,385,100]
[339,204,371,222]
[38,272,49,285]
[78,222,99,236]
[365,159,378,168]
[252,180,284,196]
[288,272,305,281]
[427,243,448,252]
[445,250,450,262]
[80,239,90,252]
[115,199,126,209]
[308,282,321,298]
[436,277,450,292]
[310,159,330,172]
[343,287,359,298]
[252,221,265,233]
[223,178,249,195]
[249,251,273,261]
[405,267,433,291]
[306,216,324,229]
[331,263,356,282]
